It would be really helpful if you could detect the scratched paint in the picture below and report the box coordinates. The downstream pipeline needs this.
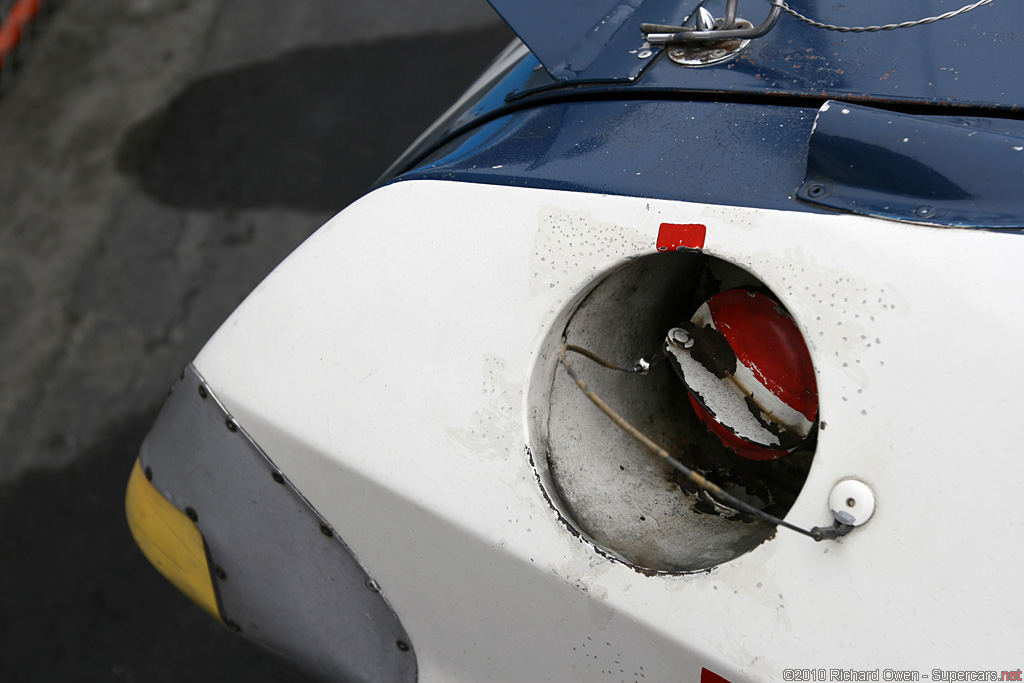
[666,290,817,461]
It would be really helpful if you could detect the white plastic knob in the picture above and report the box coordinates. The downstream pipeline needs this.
[828,479,875,527]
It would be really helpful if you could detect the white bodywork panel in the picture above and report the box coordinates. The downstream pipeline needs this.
[195,180,1024,682]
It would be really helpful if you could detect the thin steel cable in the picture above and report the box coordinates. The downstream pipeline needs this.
[778,0,994,33]
[557,344,835,540]
[561,344,634,372]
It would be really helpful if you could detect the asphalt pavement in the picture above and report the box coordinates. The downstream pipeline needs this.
[0,0,512,679]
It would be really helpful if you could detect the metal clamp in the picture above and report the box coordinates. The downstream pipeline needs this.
[643,0,783,45]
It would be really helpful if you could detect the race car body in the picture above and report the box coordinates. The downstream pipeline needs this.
[127,1,1024,681]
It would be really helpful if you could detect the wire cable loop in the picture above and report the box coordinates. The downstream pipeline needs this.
[777,0,994,33]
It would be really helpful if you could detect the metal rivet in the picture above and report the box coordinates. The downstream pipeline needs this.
[846,497,856,508]
[198,385,208,399]
[396,640,410,652]
[806,183,828,199]
[185,507,198,522]
[914,205,936,218]
[638,49,653,59]
[366,579,380,592]
[272,472,285,484]
[144,466,153,481]
[214,566,227,580]
[225,419,237,432]
[320,523,333,537]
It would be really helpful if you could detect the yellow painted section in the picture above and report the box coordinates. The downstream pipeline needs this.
[125,459,223,624]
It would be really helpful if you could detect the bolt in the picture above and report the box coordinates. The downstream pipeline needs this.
[710,48,727,58]
[915,205,936,218]
[638,49,653,59]
[214,566,227,580]
[185,507,198,522]
[396,640,410,652]
[668,327,691,347]
[272,471,285,484]
[366,579,380,592]
[225,419,237,432]
[846,497,856,508]
[198,385,208,399]
[320,523,333,537]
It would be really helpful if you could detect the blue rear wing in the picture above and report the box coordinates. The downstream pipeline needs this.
[486,0,692,81]
[485,1,1022,114]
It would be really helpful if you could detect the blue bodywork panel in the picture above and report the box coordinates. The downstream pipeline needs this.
[397,99,821,214]
[484,0,690,82]
[388,1,1024,231]
[799,102,1024,229]
[487,0,1023,113]
[395,95,1024,231]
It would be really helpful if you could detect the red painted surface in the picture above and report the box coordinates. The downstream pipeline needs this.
[708,289,818,420]
[701,668,733,683]
[687,288,818,461]
[657,223,706,251]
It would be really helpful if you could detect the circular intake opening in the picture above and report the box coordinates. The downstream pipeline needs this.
[531,251,817,573]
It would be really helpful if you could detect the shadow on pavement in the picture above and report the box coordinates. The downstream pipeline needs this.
[120,24,515,213]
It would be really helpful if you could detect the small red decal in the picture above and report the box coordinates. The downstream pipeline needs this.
[657,223,706,252]
[701,668,733,683]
